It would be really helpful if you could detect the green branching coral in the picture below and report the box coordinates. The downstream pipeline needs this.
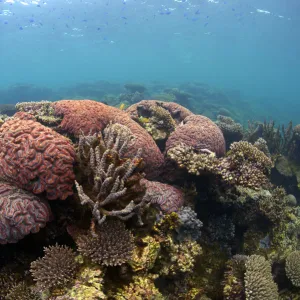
[168,141,272,189]
[30,245,78,291]
[285,251,300,287]
[244,255,278,300]
[75,122,146,225]
[114,275,164,300]
[74,219,134,266]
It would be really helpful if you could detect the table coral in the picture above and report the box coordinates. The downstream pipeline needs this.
[0,118,76,200]
[140,179,185,214]
[0,182,51,244]
[52,99,164,179]
[165,114,226,157]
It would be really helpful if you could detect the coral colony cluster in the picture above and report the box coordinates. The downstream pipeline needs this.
[0,98,300,299]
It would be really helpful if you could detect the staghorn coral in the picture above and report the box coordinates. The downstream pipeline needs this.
[0,267,20,299]
[0,118,76,200]
[140,179,185,214]
[52,99,164,179]
[5,281,41,300]
[165,114,226,157]
[216,115,243,148]
[74,219,134,266]
[75,123,147,224]
[0,182,51,244]
[285,250,300,287]
[30,245,78,291]
[114,275,164,300]
[244,255,278,300]
[253,137,271,157]
[176,206,203,241]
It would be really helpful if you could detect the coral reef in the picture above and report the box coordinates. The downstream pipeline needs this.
[30,245,78,291]
[0,181,51,244]
[73,219,134,266]
[75,123,147,224]
[0,118,76,200]
[165,114,226,157]
[244,255,278,299]
[285,250,300,287]
[5,281,40,300]
[124,83,147,94]
[52,99,164,179]
[253,137,271,157]
[140,178,185,214]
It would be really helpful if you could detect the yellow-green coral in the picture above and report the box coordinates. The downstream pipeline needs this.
[114,275,164,300]
[129,236,161,272]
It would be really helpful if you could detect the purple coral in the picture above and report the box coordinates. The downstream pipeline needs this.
[141,179,184,213]
[0,182,51,244]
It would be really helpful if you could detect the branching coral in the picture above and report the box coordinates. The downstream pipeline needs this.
[0,118,76,200]
[75,123,147,224]
[244,255,278,300]
[73,219,134,266]
[168,141,272,189]
[285,250,300,287]
[5,281,41,300]
[30,245,78,291]
[253,138,271,157]
[0,181,51,244]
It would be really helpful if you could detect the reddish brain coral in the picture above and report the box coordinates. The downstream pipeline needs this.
[126,100,193,124]
[0,118,75,200]
[141,179,184,213]
[52,100,164,179]
[0,182,51,244]
[165,114,226,157]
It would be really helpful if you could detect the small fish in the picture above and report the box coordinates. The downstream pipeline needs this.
[119,103,126,110]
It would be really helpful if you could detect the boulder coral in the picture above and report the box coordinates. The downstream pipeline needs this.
[0,118,76,200]
[52,100,164,179]
[166,114,226,157]
[0,181,51,244]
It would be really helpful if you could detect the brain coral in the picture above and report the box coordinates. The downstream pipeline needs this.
[126,100,193,124]
[141,179,184,213]
[0,182,51,244]
[0,118,75,200]
[165,114,226,157]
[52,99,164,179]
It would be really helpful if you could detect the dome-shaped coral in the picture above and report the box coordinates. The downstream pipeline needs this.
[30,244,78,290]
[0,118,76,200]
[52,99,164,179]
[165,114,226,157]
[75,219,134,266]
[0,182,51,244]
[285,250,300,287]
[244,255,278,300]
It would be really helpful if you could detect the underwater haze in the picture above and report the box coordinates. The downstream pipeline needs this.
[1,0,300,123]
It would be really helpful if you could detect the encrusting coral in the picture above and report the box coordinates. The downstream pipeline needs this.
[72,219,134,267]
[30,244,78,291]
[244,255,278,300]
[75,123,147,224]
[285,250,300,287]
[0,181,51,244]
[0,118,76,200]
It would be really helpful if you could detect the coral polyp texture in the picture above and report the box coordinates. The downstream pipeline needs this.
[141,178,185,214]
[244,255,278,300]
[285,251,300,287]
[52,99,164,178]
[30,244,78,290]
[75,123,147,224]
[0,182,51,244]
[0,118,76,200]
[165,114,226,157]
[74,219,134,266]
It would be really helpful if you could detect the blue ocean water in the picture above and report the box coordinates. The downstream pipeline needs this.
[0,0,299,124]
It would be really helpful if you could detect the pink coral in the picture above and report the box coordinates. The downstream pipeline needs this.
[0,182,51,244]
[141,179,184,213]
[165,115,226,157]
[13,111,37,121]
[0,118,76,200]
[126,100,193,124]
[52,100,164,179]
